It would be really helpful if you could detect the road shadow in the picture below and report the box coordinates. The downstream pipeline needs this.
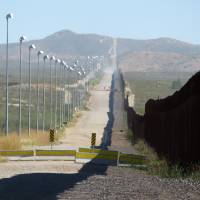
[0,164,108,200]
[101,73,114,149]
[0,72,116,200]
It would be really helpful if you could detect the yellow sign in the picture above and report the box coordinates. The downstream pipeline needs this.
[91,133,96,147]
[49,129,55,143]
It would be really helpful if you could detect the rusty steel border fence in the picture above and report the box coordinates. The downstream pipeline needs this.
[120,70,200,166]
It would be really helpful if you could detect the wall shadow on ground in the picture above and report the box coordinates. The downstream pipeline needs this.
[101,73,114,148]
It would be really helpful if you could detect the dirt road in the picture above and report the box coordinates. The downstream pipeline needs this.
[59,69,113,148]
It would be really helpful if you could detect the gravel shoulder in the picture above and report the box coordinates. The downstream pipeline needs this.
[0,163,199,200]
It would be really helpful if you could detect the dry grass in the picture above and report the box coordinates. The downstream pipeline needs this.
[134,139,181,177]
[0,129,63,150]
[67,112,82,127]
[0,134,22,150]
[21,130,62,147]
[0,156,7,162]
[82,92,91,111]
[134,139,200,180]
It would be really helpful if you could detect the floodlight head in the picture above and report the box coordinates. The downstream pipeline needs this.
[43,55,49,60]
[29,44,36,50]
[69,66,74,71]
[65,64,69,69]
[50,56,55,61]
[78,71,82,76]
[6,13,14,20]
[56,59,61,63]
[37,50,44,56]
[61,60,65,65]
[19,35,27,43]
[64,64,68,69]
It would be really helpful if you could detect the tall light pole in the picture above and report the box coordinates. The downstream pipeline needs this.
[61,61,66,125]
[18,35,27,136]
[73,62,78,113]
[28,44,36,136]
[5,13,13,136]
[69,66,75,118]
[50,56,55,129]
[36,50,44,133]
[42,55,49,133]
[66,66,71,122]
[74,69,79,111]
[54,59,60,131]
[59,60,64,128]
[77,71,82,109]
[63,64,68,123]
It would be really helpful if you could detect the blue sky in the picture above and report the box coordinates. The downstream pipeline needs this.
[0,0,200,44]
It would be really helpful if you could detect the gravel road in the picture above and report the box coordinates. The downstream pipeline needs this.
[0,164,199,200]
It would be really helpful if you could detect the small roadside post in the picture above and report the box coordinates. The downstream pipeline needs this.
[49,129,55,150]
[91,133,96,149]
[117,151,120,167]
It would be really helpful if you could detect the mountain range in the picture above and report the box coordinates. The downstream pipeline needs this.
[1,29,200,72]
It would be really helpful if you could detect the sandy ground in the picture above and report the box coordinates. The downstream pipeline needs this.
[30,69,113,151]
[59,70,113,148]
[0,161,84,179]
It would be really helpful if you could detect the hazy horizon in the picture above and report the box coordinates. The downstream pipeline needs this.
[0,28,199,46]
[1,0,200,44]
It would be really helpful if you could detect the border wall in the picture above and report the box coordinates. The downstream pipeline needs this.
[121,71,200,166]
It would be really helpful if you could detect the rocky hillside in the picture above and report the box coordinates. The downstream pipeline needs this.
[1,30,200,72]
[118,51,200,72]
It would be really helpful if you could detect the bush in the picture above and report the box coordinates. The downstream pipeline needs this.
[133,139,199,179]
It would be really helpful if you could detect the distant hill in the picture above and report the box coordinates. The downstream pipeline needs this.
[118,51,200,72]
[41,30,112,56]
[0,29,200,73]
[117,37,200,56]
[0,30,113,60]
[117,38,200,72]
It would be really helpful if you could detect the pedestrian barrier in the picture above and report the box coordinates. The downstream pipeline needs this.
[79,148,118,156]
[119,153,146,165]
[0,150,34,156]
[35,150,76,156]
[77,148,146,165]
[76,152,117,160]
[0,148,146,166]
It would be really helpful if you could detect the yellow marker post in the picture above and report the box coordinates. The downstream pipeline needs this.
[91,133,96,148]
[49,129,55,149]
